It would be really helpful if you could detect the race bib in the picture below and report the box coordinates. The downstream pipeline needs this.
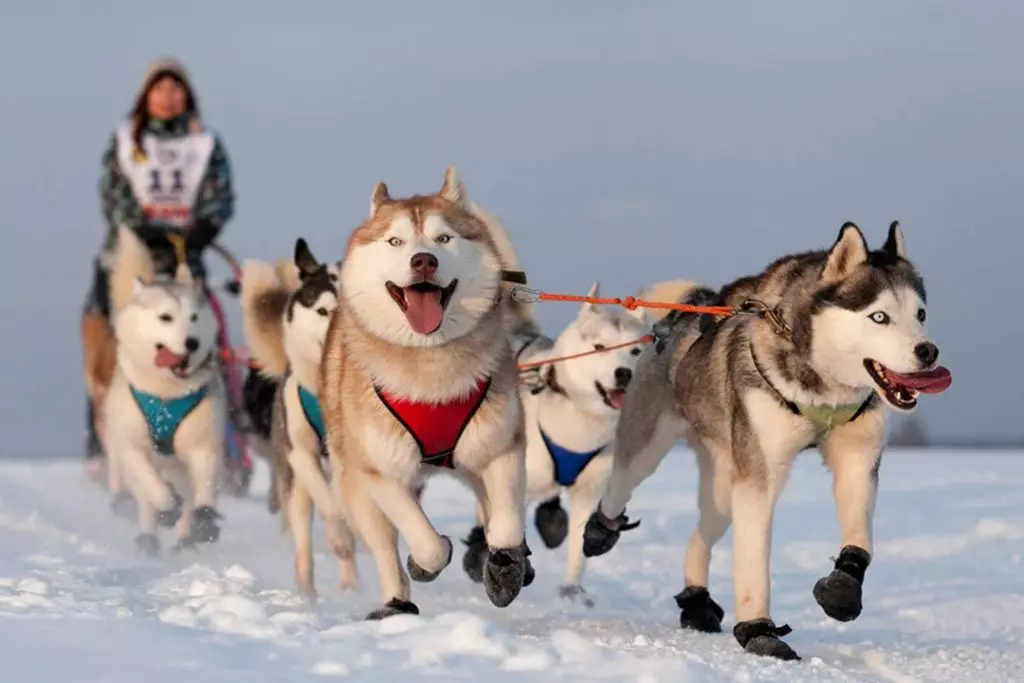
[116,122,215,227]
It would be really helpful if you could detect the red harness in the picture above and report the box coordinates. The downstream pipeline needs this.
[375,378,491,469]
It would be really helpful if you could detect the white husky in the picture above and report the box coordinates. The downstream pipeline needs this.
[487,286,651,605]
[103,226,226,555]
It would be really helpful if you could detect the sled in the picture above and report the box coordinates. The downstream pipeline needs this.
[80,229,254,496]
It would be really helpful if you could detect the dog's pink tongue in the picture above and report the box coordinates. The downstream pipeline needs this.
[154,347,188,368]
[888,366,952,394]
[608,390,626,410]
[403,288,444,335]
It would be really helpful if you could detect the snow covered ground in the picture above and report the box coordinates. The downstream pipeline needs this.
[0,448,1020,682]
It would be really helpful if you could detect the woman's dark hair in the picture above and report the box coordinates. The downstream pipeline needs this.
[131,70,198,159]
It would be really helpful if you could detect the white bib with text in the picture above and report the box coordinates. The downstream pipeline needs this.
[115,122,215,227]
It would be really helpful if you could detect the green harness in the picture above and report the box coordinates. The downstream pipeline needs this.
[750,342,875,436]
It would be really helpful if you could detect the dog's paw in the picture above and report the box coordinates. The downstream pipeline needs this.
[534,497,569,549]
[558,584,595,608]
[407,535,453,583]
[135,533,160,557]
[813,545,870,622]
[675,586,724,633]
[365,598,419,621]
[171,536,198,554]
[156,490,184,528]
[189,505,223,544]
[733,619,800,661]
[109,491,137,520]
[483,542,531,608]
[461,526,488,583]
[581,508,640,557]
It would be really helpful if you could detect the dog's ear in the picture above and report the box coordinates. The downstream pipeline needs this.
[823,222,869,281]
[294,238,319,279]
[370,182,392,217]
[439,165,467,209]
[882,220,908,260]
[580,281,601,315]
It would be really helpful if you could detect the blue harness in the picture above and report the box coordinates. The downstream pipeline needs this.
[130,385,209,456]
[540,428,606,487]
[297,384,327,454]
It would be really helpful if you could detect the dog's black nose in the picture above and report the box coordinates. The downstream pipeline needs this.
[184,337,199,354]
[914,342,939,367]
[614,367,633,387]
[410,252,438,278]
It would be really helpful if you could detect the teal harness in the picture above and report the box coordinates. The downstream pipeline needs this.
[297,384,327,455]
[130,385,209,456]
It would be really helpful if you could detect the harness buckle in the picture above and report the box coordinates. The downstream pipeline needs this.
[509,286,542,304]
[737,298,793,342]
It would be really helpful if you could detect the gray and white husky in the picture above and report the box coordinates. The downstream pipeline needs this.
[103,226,227,555]
[460,280,650,606]
[582,222,952,661]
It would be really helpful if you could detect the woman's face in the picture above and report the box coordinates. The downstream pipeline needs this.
[146,75,188,120]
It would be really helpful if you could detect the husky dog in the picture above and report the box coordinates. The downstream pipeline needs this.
[239,254,314,512]
[103,226,227,555]
[582,222,952,660]
[319,167,535,619]
[240,238,358,600]
[460,280,650,606]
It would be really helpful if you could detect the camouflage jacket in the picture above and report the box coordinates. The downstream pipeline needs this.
[97,114,234,254]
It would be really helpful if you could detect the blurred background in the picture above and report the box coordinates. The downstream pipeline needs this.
[1,0,1020,455]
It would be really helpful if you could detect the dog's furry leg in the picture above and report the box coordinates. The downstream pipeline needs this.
[341,470,413,616]
[187,444,223,544]
[729,393,799,661]
[584,412,682,558]
[460,478,490,584]
[323,469,358,591]
[287,446,342,524]
[170,469,196,551]
[814,411,884,622]
[116,444,178,514]
[678,442,730,632]
[135,496,160,556]
[365,475,452,582]
[477,449,526,551]
[559,456,612,607]
[600,411,681,519]
[476,447,531,608]
[287,482,317,600]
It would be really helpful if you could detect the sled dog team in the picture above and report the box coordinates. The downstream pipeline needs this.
[102,166,951,661]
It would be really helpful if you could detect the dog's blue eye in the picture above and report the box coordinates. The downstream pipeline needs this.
[436,234,452,244]
[869,311,890,325]
[159,314,173,323]
[387,237,403,247]
[916,308,926,323]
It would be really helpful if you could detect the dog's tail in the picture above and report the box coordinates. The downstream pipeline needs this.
[470,202,544,342]
[108,226,157,315]
[641,279,707,321]
[240,260,291,378]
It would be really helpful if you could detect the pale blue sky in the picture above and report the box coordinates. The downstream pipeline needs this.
[1,0,1020,453]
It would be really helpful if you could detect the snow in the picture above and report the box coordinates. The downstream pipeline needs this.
[0,448,1021,682]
